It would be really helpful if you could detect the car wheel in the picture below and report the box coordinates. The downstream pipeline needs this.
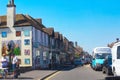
[106,68,110,75]
[95,67,98,71]
[102,67,105,74]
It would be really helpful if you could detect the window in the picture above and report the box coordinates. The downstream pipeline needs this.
[16,31,21,37]
[24,39,30,45]
[95,53,111,59]
[25,58,30,64]
[2,32,7,38]
[117,46,120,59]
[35,29,38,41]
[24,30,30,37]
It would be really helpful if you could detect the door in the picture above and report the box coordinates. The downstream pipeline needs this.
[113,46,120,76]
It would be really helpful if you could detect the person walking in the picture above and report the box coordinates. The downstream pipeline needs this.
[11,53,18,78]
[1,53,9,68]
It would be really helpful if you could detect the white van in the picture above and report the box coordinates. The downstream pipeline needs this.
[112,42,120,76]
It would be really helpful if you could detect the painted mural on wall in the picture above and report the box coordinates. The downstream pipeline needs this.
[2,40,21,56]
[24,49,30,55]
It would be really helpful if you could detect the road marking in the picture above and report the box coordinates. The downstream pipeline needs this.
[44,71,61,80]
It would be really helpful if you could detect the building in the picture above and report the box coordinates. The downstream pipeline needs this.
[0,0,49,69]
[0,0,80,70]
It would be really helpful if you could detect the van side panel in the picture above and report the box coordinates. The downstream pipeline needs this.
[112,44,120,76]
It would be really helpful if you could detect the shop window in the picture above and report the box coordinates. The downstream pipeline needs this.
[16,31,21,37]
[2,32,7,38]
[24,30,30,37]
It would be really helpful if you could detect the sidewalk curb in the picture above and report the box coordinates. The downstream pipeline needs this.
[40,70,59,80]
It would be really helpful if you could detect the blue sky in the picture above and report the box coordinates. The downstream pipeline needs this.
[1,0,120,54]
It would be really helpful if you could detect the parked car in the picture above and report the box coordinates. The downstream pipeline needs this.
[102,55,113,75]
[84,58,91,64]
[74,59,83,66]
[91,47,111,71]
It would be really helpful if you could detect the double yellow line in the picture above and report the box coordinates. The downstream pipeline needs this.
[44,71,61,80]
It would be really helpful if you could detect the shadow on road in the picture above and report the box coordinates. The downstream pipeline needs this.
[2,77,33,79]
[40,64,83,71]
[18,77,33,79]
[105,76,120,80]
[59,64,85,71]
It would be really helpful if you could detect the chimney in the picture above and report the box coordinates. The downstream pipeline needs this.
[116,38,119,42]
[36,18,42,24]
[75,42,77,47]
[7,0,16,27]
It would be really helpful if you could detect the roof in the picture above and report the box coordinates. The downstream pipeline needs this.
[0,14,45,31]
[64,37,69,42]
[42,28,54,37]
[113,42,120,47]
[60,34,63,41]
[54,32,60,39]
[93,47,111,53]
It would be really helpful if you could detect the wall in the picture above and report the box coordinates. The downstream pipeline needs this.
[0,26,32,67]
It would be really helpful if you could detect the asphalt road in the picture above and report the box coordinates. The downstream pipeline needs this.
[47,65,120,80]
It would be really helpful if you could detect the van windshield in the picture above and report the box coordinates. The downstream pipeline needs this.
[95,53,111,59]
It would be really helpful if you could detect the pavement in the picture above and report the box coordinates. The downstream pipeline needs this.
[1,69,58,80]
[18,70,58,80]
[2,64,76,80]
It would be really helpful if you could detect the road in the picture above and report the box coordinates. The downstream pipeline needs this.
[46,65,120,80]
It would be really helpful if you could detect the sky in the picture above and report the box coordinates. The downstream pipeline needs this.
[0,0,120,54]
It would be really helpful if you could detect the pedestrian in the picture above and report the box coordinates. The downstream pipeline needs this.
[1,53,9,68]
[1,53,9,78]
[11,53,18,78]
[16,59,20,76]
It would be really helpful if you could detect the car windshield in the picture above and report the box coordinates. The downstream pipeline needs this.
[95,53,111,59]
